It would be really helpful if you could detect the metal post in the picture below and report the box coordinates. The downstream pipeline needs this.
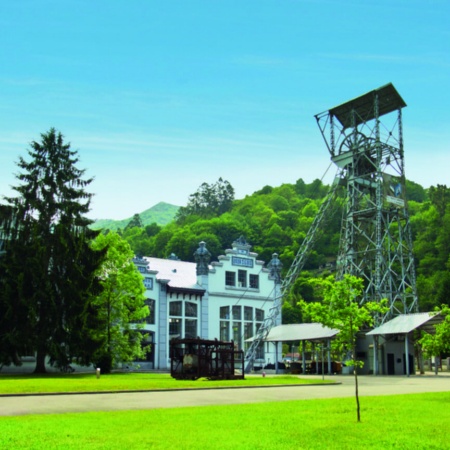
[405,334,410,377]
[373,335,378,376]
[302,341,306,375]
[327,339,332,375]
[275,342,279,374]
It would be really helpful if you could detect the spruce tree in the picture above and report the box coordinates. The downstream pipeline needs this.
[0,128,106,373]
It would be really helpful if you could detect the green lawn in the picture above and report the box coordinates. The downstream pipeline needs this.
[0,372,329,395]
[1,392,449,449]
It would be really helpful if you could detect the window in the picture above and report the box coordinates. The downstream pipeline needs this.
[144,299,155,324]
[220,321,230,341]
[256,309,264,322]
[220,306,230,319]
[137,266,147,274]
[232,305,241,320]
[169,318,182,339]
[185,318,197,339]
[249,274,259,289]
[169,301,182,316]
[244,322,253,341]
[221,306,267,360]
[238,270,247,288]
[225,271,236,286]
[185,302,197,318]
[232,322,242,349]
[169,300,198,339]
[143,277,153,290]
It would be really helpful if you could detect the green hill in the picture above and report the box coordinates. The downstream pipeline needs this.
[90,202,179,231]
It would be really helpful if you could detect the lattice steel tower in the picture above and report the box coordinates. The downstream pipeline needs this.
[315,83,418,323]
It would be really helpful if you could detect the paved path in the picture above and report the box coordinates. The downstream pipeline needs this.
[1,374,449,417]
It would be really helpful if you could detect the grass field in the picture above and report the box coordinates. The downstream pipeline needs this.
[0,372,329,395]
[1,373,449,449]
[1,391,450,449]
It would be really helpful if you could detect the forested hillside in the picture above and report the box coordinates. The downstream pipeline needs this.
[111,177,450,314]
[91,202,179,231]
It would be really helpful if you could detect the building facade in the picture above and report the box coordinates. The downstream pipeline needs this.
[133,237,281,370]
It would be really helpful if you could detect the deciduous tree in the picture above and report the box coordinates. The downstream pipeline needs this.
[419,305,450,374]
[91,232,149,372]
[299,275,387,422]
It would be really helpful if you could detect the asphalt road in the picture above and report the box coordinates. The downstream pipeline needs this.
[1,373,449,417]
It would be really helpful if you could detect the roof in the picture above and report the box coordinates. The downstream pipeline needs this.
[262,323,339,342]
[144,257,204,292]
[366,312,443,336]
[327,83,406,129]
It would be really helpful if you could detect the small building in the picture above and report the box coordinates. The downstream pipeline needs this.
[133,237,281,370]
[366,312,443,376]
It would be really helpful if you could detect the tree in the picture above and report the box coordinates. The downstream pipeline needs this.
[0,129,106,373]
[176,177,235,221]
[299,275,387,422]
[428,184,450,218]
[91,232,149,372]
[125,213,143,231]
[419,305,450,374]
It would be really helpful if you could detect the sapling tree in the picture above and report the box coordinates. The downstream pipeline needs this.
[299,274,387,422]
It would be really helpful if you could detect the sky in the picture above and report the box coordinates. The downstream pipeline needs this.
[1,0,449,220]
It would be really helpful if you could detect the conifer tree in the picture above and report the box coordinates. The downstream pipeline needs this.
[0,128,106,373]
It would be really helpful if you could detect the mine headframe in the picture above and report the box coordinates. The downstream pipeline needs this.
[170,337,245,380]
[315,83,418,324]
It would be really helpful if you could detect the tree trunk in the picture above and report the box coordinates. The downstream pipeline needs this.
[34,349,47,374]
[354,367,361,422]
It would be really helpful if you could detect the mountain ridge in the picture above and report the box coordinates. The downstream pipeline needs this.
[90,202,180,230]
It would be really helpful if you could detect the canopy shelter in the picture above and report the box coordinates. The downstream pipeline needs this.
[366,312,443,376]
[247,323,339,375]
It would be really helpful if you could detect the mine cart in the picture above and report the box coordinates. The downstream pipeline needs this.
[170,337,245,380]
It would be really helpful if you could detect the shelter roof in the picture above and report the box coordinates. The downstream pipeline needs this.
[144,257,205,292]
[366,312,442,336]
[262,323,339,342]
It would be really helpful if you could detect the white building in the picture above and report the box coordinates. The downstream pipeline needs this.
[133,237,282,370]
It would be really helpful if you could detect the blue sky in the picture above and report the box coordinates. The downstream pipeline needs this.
[1,0,449,220]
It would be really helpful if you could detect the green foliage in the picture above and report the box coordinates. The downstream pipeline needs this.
[299,275,387,365]
[91,232,149,371]
[86,174,446,318]
[124,213,143,230]
[299,275,388,422]
[419,305,450,358]
[281,301,302,324]
[0,129,106,373]
[413,191,450,309]
[405,180,427,202]
[176,177,235,222]
[91,202,179,231]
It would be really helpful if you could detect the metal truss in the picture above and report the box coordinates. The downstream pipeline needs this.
[244,181,341,372]
[245,84,418,372]
[316,83,418,324]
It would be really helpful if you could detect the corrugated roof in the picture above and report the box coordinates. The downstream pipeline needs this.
[262,323,339,342]
[328,83,406,129]
[366,312,442,336]
[144,257,204,291]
